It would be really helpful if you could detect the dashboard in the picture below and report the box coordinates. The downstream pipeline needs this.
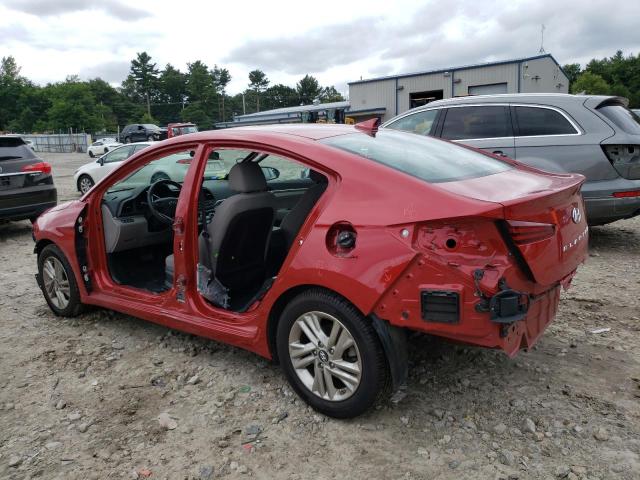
[101,184,218,254]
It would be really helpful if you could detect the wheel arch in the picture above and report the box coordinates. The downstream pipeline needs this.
[34,238,55,257]
[266,283,408,395]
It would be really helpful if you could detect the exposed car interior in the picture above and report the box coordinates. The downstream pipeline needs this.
[100,148,327,311]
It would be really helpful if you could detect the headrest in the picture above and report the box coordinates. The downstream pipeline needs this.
[309,170,327,183]
[228,162,267,193]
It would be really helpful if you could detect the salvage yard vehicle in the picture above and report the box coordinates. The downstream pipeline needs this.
[87,138,121,158]
[33,124,588,418]
[383,94,640,226]
[119,124,167,143]
[74,142,152,194]
[167,122,198,138]
[0,136,56,222]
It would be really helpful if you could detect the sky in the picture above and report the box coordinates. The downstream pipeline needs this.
[0,0,639,96]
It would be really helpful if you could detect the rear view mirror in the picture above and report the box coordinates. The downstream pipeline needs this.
[261,166,280,181]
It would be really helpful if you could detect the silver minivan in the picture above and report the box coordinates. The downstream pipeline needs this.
[382,94,640,225]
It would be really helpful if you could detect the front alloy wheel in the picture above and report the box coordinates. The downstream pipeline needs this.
[42,256,70,310]
[277,289,388,418]
[38,244,84,317]
[78,175,94,194]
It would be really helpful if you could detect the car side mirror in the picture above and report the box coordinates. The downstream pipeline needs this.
[98,157,105,166]
[261,166,280,181]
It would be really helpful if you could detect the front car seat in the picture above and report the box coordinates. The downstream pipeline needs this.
[166,162,276,293]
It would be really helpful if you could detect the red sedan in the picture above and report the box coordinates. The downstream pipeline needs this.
[33,124,588,418]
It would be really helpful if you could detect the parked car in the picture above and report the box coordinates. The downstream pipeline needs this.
[147,149,228,184]
[119,124,167,143]
[87,138,121,158]
[74,142,151,194]
[33,124,588,418]
[382,94,640,226]
[0,136,56,222]
[167,122,198,138]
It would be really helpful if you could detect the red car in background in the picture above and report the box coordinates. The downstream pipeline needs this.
[32,124,588,418]
[167,122,198,138]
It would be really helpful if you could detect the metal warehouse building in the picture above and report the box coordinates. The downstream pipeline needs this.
[347,54,569,122]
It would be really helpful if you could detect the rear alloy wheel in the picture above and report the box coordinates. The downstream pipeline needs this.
[124,136,131,143]
[277,289,388,418]
[147,135,155,141]
[38,244,84,317]
[103,147,109,154]
[77,175,94,194]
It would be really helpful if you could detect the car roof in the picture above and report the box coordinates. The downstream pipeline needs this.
[417,93,618,108]
[171,124,358,143]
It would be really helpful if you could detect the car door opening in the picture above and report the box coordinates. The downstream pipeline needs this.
[177,149,328,312]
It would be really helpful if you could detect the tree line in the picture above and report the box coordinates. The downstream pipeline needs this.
[0,52,345,134]
[563,50,640,107]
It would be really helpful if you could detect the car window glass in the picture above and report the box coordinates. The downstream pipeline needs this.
[103,145,134,163]
[515,107,578,136]
[260,154,308,181]
[322,130,512,183]
[386,109,438,136]
[107,150,194,192]
[597,105,640,135]
[133,144,150,153]
[441,106,511,140]
[93,141,103,146]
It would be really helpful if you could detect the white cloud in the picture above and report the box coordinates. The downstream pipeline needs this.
[0,0,638,94]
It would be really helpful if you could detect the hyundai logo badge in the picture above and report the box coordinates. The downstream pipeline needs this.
[571,207,582,224]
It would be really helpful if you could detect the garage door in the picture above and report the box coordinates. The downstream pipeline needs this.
[468,83,508,95]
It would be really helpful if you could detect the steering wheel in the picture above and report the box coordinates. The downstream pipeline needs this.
[147,179,182,225]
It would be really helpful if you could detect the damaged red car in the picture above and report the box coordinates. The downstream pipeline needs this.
[33,124,588,418]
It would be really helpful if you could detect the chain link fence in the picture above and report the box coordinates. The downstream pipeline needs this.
[20,133,92,153]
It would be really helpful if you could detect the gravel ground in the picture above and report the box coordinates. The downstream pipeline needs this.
[1,153,639,480]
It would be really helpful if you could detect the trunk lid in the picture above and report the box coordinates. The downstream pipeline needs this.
[435,168,588,286]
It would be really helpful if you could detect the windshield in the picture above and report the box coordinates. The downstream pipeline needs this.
[321,130,512,183]
[597,105,640,135]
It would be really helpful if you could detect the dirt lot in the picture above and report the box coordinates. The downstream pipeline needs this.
[1,153,639,480]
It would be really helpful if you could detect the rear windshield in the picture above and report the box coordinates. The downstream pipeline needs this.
[321,130,512,183]
[0,137,36,161]
[597,105,640,135]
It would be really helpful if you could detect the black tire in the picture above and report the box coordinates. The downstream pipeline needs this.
[88,150,95,158]
[150,172,170,183]
[276,289,388,418]
[77,175,94,194]
[104,147,109,154]
[37,244,85,317]
[124,136,131,143]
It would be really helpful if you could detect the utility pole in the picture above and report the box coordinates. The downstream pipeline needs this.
[242,93,246,115]
[146,92,151,117]
[539,24,546,54]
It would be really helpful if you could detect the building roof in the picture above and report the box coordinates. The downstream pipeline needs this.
[236,100,350,120]
[349,54,566,85]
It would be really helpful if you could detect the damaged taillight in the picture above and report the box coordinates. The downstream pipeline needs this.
[506,220,555,245]
[602,145,640,179]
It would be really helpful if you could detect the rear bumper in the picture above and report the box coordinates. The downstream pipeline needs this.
[0,185,57,221]
[582,178,640,225]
